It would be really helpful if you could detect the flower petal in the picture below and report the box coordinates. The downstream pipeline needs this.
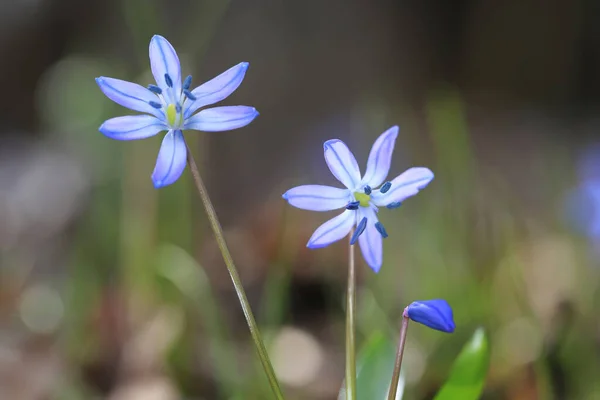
[151,130,187,188]
[406,299,455,333]
[323,139,361,190]
[149,35,181,103]
[371,167,434,206]
[96,77,164,118]
[361,126,399,188]
[357,207,383,272]
[307,210,355,249]
[282,185,352,211]
[184,62,249,119]
[99,115,166,140]
[183,106,258,132]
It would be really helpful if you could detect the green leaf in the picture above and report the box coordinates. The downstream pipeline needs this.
[434,328,490,400]
[339,332,405,400]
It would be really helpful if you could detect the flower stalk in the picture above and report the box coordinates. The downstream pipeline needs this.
[387,311,409,400]
[345,232,357,400]
[185,144,284,399]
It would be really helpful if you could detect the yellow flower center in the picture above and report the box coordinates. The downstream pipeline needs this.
[354,192,371,207]
[166,103,179,127]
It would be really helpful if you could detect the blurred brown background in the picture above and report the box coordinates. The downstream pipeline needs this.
[1,0,600,399]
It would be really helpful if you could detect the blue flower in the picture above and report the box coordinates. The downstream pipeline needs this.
[96,35,258,188]
[282,126,434,272]
[405,299,455,333]
[565,143,600,245]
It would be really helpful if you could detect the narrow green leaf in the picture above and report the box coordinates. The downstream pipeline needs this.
[434,328,490,400]
[339,332,405,400]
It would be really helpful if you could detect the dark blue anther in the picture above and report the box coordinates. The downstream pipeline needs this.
[346,201,360,210]
[184,89,197,101]
[175,103,182,113]
[183,75,192,90]
[350,217,367,245]
[165,73,173,88]
[149,101,162,109]
[375,222,388,238]
[147,84,162,95]
[364,185,372,195]
[386,202,402,209]
[380,181,392,194]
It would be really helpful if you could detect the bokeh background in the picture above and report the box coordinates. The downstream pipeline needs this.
[2,0,600,399]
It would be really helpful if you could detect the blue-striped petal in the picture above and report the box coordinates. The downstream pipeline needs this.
[323,139,361,190]
[357,207,383,272]
[282,185,351,211]
[96,77,164,118]
[183,106,258,132]
[149,35,181,103]
[371,167,434,206]
[99,115,166,140]
[406,299,455,333]
[151,130,187,188]
[184,62,249,119]
[307,210,355,249]
[361,126,399,188]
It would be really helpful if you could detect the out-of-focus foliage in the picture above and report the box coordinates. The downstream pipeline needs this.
[434,329,490,400]
[2,0,600,399]
[338,332,405,400]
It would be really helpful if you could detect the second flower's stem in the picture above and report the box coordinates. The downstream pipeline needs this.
[387,310,410,400]
[185,145,284,399]
[345,233,357,400]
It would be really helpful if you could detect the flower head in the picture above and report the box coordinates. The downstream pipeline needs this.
[282,126,434,272]
[96,35,258,188]
[405,299,455,333]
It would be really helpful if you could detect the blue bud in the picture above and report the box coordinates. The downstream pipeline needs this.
[350,217,367,245]
[386,202,402,209]
[165,73,173,88]
[380,181,392,193]
[364,185,372,195]
[375,221,388,238]
[346,201,360,210]
[149,101,162,109]
[184,89,197,101]
[147,84,162,95]
[183,75,192,90]
[406,299,455,333]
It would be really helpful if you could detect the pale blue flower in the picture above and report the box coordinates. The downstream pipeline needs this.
[282,126,434,272]
[405,299,455,333]
[96,35,258,188]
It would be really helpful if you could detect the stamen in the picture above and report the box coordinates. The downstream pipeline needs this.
[165,73,173,88]
[350,217,367,245]
[380,181,392,193]
[183,75,192,90]
[147,84,162,95]
[386,202,402,209]
[175,103,182,113]
[346,201,360,210]
[149,101,162,109]
[364,185,372,195]
[184,89,197,101]
[375,222,388,238]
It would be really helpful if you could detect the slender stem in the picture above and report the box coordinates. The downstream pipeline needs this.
[387,311,410,400]
[185,145,284,399]
[345,233,357,400]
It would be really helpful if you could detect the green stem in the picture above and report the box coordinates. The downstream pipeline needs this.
[387,311,409,400]
[345,234,357,400]
[185,145,285,399]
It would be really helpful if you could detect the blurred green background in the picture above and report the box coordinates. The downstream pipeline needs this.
[1,0,600,399]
